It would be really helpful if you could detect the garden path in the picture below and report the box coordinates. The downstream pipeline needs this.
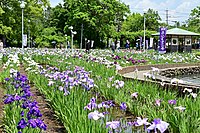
[0,66,4,132]
[19,64,65,133]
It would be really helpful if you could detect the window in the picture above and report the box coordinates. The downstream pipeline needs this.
[173,39,177,44]
[186,39,190,44]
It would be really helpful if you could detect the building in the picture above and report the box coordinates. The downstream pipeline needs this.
[152,28,200,52]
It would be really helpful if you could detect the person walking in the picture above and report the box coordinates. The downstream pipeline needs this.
[0,40,3,49]
[86,40,90,54]
[111,42,115,53]
[116,41,120,52]
[125,40,130,49]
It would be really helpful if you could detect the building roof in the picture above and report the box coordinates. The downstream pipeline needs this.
[152,28,200,36]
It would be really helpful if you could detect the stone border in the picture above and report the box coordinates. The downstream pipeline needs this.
[119,63,200,91]
[118,63,200,75]
[159,66,200,77]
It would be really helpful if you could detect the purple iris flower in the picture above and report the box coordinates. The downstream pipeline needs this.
[28,119,37,128]
[120,102,127,111]
[17,72,20,77]
[168,100,176,105]
[84,102,97,110]
[127,121,137,126]
[103,111,110,115]
[131,92,138,98]
[35,118,47,130]
[14,84,20,89]
[14,95,21,101]
[88,110,104,120]
[90,97,96,103]
[63,88,70,96]
[82,84,90,91]
[5,78,10,81]
[4,95,15,104]
[23,89,33,97]
[27,106,42,119]
[23,85,30,89]
[17,118,27,129]
[106,121,120,129]
[20,75,28,82]
[155,99,161,106]
[98,103,110,109]
[147,118,169,133]
[107,100,115,107]
[135,117,150,127]
[20,111,24,117]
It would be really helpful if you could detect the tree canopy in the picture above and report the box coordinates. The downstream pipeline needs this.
[1,1,199,48]
[1,0,49,47]
[188,6,200,33]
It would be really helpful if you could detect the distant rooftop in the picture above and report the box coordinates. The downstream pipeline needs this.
[152,28,200,36]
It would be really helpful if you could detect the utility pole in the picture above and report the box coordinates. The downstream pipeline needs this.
[166,9,169,26]
[28,20,30,48]
[80,24,83,49]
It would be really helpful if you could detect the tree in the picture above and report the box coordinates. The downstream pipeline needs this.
[35,27,65,48]
[1,0,49,47]
[122,8,161,32]
[188,6,200,33]
[121,8,160,44]
[121,13,143,32]
[145,9,161,31]
[0,6,12,36]
[56,0,130,48]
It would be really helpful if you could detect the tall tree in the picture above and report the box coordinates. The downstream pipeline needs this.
[122,8,161,32]
[145,9,161,31]
[121,13,143,32]
[0,6,12,36]
[121,8,160,42]
[58,0,130,48]
[188,6,200,33]
[1,0,49,47]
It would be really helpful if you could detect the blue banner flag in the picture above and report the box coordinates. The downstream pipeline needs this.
[159,27,167,54]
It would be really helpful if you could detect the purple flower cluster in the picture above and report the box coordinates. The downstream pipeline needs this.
[3,71,46,132]
[120,102,127,111]
[84,97,115,111]
[106,117,169,133]
[126,58,146,65]
[112,54,147,65]
[39,65,95,94]
[113,55,121,60]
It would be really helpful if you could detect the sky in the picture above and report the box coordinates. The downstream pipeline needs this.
[49,0,200,25]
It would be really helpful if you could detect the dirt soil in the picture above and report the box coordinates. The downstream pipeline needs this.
[19,65,66,133]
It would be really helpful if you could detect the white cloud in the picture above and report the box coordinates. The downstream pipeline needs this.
[122,0,200,24]
[50,0,63,7]
[134,0,158,11]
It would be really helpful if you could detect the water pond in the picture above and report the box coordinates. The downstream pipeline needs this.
[176,74,200,86]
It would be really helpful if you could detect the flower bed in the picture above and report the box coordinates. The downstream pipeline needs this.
[3,69,46,133]
[0,48,199,133]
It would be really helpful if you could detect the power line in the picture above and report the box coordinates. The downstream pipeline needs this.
[129,7,193,15]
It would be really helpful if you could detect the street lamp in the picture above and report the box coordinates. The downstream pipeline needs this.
[143,12,146,51]
[65,34,68,51]
[20,0,25,49]
[28,19,30,48]
[69,26,77,54]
